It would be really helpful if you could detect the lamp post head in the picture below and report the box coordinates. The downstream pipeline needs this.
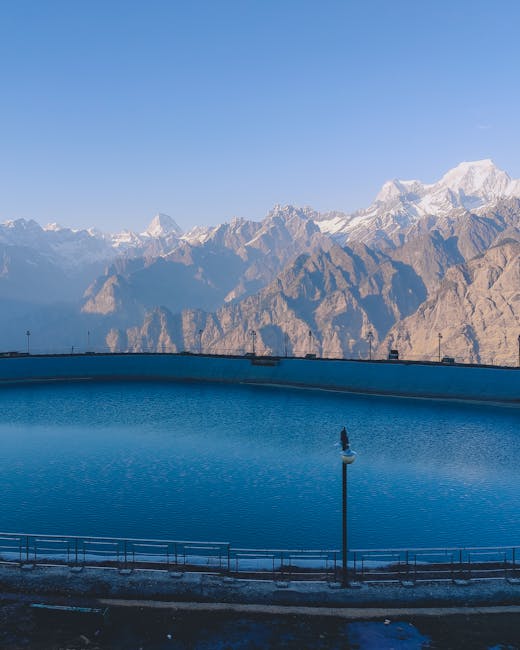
[340,426,349,450]
[340,426,357,463]
[342,448,357,464]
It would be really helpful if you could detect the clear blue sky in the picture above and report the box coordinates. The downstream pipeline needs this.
[1,0,520,232]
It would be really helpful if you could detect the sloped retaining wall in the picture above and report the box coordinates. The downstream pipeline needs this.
[0,352,518,404]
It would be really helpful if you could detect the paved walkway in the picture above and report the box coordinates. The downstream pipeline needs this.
[98,598,520,618]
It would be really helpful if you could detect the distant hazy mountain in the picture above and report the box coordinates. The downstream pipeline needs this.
[1,161,519,364]
[82,206,328,319]
[0,212,183,269]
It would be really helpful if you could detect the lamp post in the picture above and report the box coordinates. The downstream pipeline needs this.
[438,332,443,362]
[367,331,374,361]
[308,330,313,355]
[340,426,357,587]
[25,330,31,355]
[249,330,256,355]
[198,329,203,355]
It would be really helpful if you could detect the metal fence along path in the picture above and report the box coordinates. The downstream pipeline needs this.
[1,532,520,585]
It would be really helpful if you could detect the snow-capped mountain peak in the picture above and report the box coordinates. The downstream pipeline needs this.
[437,159,511,199]
[143,213,182,238]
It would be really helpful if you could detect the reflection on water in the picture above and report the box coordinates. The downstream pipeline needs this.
[0,381,518,549]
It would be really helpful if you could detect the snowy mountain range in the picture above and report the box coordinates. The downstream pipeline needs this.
[1,159,516,264]
[1,159,519,364]
[316,159,520,247]
[0,212,184,268]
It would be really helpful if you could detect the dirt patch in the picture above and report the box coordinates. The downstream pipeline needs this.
[1,598,520,649]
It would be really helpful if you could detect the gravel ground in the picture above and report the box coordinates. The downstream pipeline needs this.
[2,599,520,649]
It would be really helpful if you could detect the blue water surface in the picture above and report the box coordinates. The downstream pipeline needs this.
[0,381,518,550]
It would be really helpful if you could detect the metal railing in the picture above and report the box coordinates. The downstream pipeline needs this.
[351,546,520,584]
[0,532,339,581]
[1,532,520,585]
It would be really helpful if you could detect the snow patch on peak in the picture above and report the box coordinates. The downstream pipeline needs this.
[143,213,183,238]
[44,222,64,232]
[375,179,424,203]
[181,224,215,245]
[267,204,318,223]
[230,216,247,229]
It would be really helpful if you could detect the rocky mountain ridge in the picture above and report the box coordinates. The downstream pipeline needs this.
[1,160,519,365]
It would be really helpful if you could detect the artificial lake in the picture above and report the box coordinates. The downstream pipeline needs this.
[0,381,519,551]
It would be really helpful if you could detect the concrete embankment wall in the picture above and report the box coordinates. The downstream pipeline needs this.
[0,353,519,403]
[2,564,520,607]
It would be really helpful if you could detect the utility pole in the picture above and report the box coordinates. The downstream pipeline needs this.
[367,331,374,361]
[250,330,256,355]
[308,330,313,355]
[198,329,203,355]
[340,426,357,588]
[438,332,443,362]
[26,330,31,355]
